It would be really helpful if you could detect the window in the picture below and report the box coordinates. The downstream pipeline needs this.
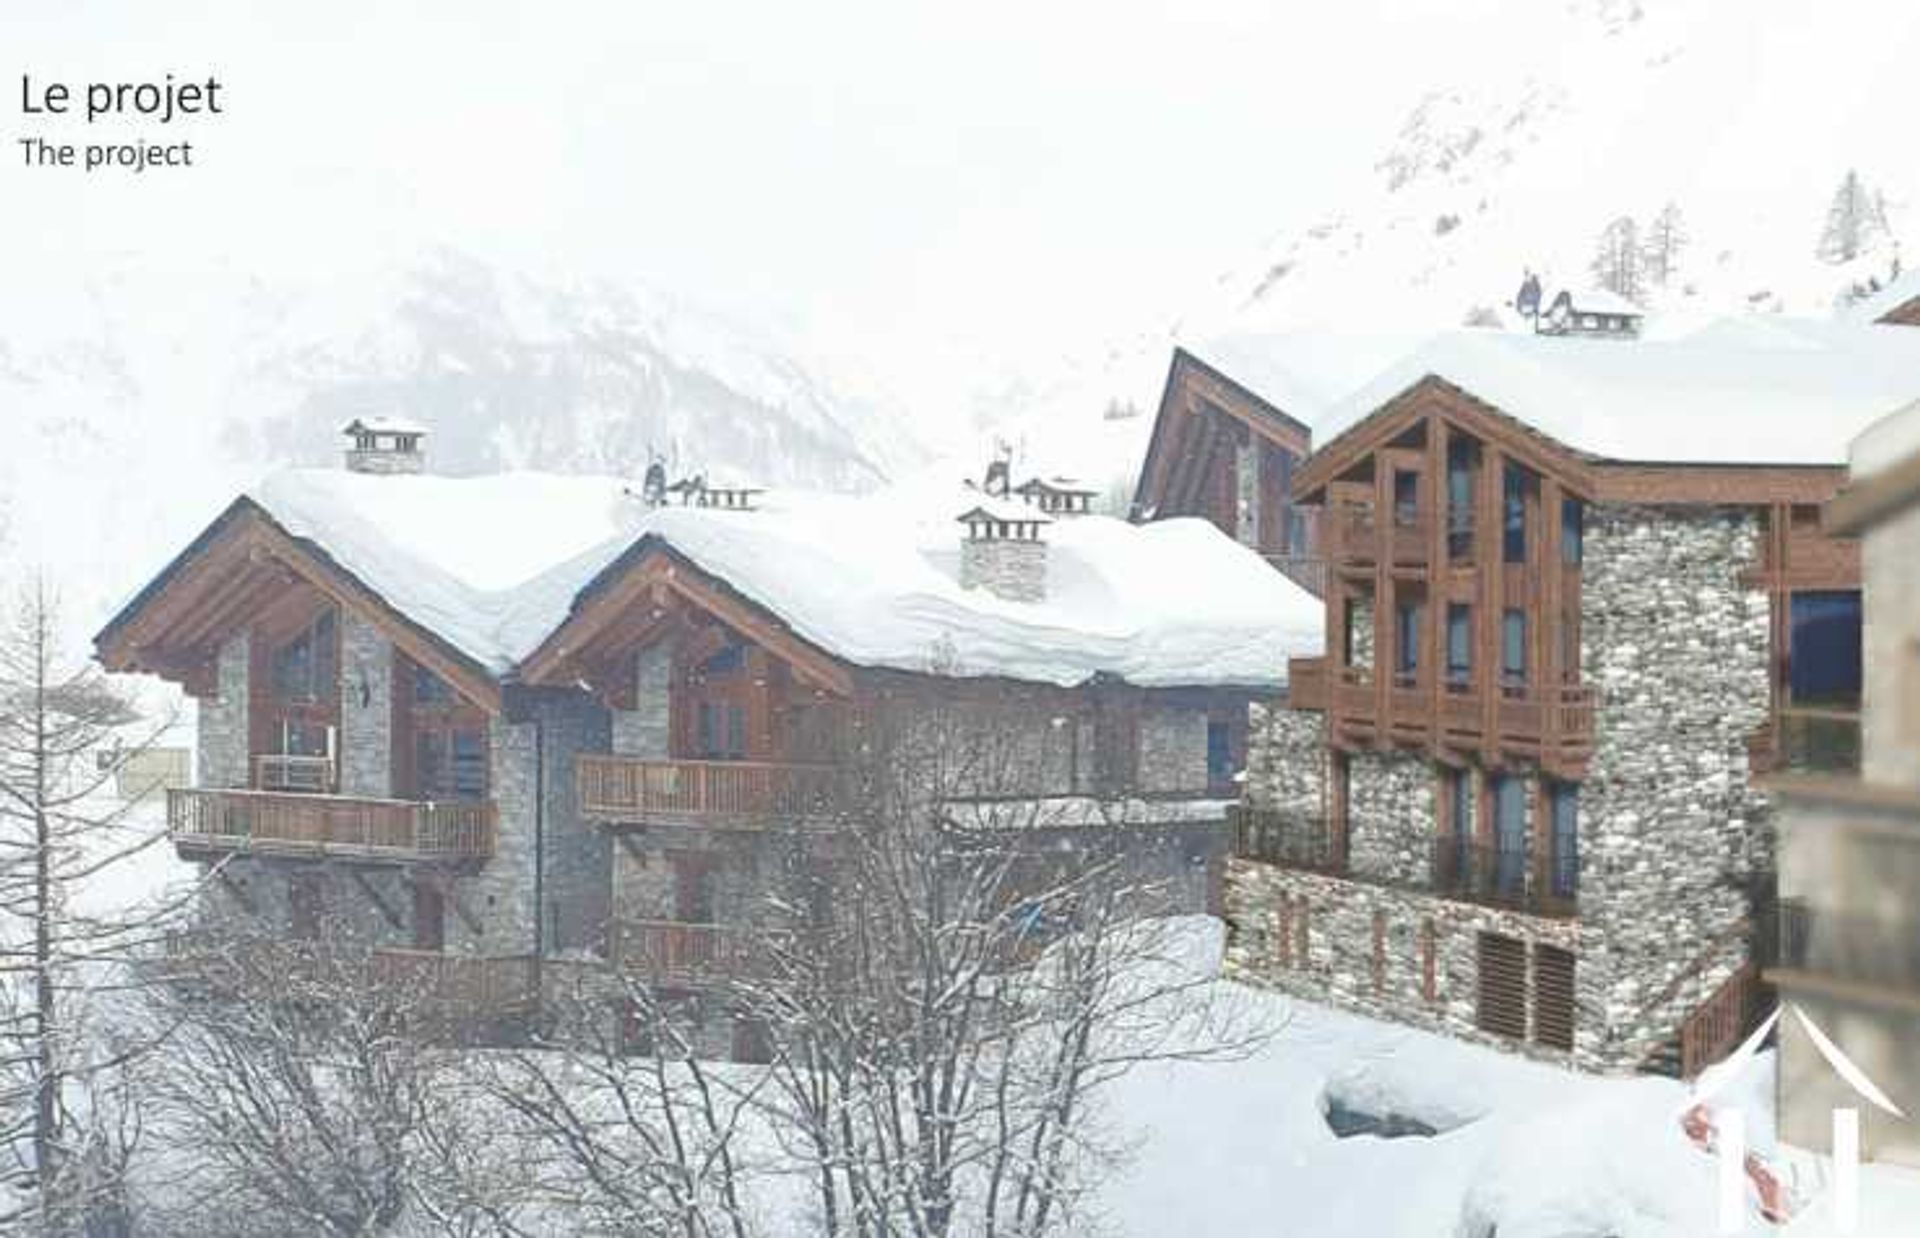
[1492,775,1526,897]
[412,884,446,952]
[696,701,748,760]
[1561,498,1584,566]
[1395,601,1421,679]
[270,611,337,704]
[674,855,718,923]
[1447,438,1477,558]
[413,665,457,706]
[1548,782,1579,902]
[416,728,487,801]
[1502,610,1528,686]
[1206,720,1234,789]
[1393,471,1419,527]
[1446,605,1472,682]
[1787,591,1863,709]
[1503,464,1531,563]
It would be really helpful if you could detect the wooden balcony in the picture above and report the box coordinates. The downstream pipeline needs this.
[609,919,784,983]
[1286,657,1328,711]
[578,756,847,829]
[370,949,540,1017]
[1326,503,1432,569]
[168,788,494,863]
[1331,672,1596,768]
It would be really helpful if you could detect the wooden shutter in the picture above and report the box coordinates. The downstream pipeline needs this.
[1475,932,1526,1040]
[1532,944,1576,1051]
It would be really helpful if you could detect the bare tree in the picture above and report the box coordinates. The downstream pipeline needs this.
[745,694,1262,1238]
[1590,215,1643,302]
[133,920,532,1237]
[476,973,768,1238]
[1641,202,1687,288]
[0,580,177,1234]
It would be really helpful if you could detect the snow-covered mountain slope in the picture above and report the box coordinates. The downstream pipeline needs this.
[976,0,1920,502]
[0,248,922,631]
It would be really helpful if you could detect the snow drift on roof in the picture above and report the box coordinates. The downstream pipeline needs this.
[1184,330,1432,428]
[1849,267,1920,325]
[249,469,1321,689]
[1314,324,1920,466]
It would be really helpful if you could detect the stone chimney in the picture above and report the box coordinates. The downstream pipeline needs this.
[342,417,427,475]
[957,500,1050,603]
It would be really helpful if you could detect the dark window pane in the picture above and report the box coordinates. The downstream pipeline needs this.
[1396,604,1420,675]
[1447,605,1471,677]
[1549,783,1579,899]
[1788,590,1863,707]
[1561,499,1584,565]
[1493,776,1526,894]
[1503,464,1530,563]
[1206,721,1233,786]
[1502,610,1527,683]
[1394,472,1419,527]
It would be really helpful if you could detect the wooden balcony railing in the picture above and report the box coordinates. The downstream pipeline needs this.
[1332,672,1596,764]
[253,753,335,794]
[1287,657,1328,711]
[370,949,539,1016]
[609,919,785,982]
[1431,838,1578,918]
[577,756,847,828]
[1679,961,1762,1079]
[1228,805,1345,874]
[1326,503,1432,567]
[168,788,494,862]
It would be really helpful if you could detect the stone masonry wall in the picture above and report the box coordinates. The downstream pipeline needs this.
[196,632,250,789]
[612,640,674,757]
[1244,704,1326,818]
[1224,859,1587,1061]
[1137,706,1210,794]
[337,613,392,797]
[1348,599,1375,672]
[1578,503,1772,1068]
[1346,752,1437,888]
[455,716,539,957]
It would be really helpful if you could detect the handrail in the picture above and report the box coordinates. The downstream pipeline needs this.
[167,788,494,860]
[577,755,847,825]
[1624,916,1755,1070]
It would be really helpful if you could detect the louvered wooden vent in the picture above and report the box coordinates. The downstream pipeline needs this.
[1532,944,1576,1051]
[1475,932,1527,1041]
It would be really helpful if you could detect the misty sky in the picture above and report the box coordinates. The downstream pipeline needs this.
[4,0,1551,404]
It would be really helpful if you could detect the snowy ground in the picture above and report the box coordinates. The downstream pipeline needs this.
[1096,922,1920,1238]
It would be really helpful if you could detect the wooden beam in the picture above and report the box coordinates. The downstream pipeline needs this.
[351,869,407,931]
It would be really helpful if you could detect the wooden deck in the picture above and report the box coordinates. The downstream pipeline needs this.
[168,787,494,863]
[609,918,787,983]
[577,756,847,829]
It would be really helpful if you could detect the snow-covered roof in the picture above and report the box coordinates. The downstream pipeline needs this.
[1848,267,1920,324]
[1184,330,1431,429]
[248,469,1320,690]
[1551,287,1643,317]
[342,415,428,437]
[1314,325,1920,466]
[956,495,1052,526]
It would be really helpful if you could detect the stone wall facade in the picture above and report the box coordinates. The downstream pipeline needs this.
[337,612,393,797]
[196,633,250,789]
[1224,859,1587,1061]
[1577,504,1771,1066]
[1345,752,1436,887]
[612,640,674,757]
[1228,503,1776,1072]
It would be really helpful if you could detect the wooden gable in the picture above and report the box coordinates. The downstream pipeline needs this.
[1132,347,1313,521]
[94,499,502,712]
[515,539,856,701]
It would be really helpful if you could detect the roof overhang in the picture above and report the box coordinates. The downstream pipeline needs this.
[93,498,502,712]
